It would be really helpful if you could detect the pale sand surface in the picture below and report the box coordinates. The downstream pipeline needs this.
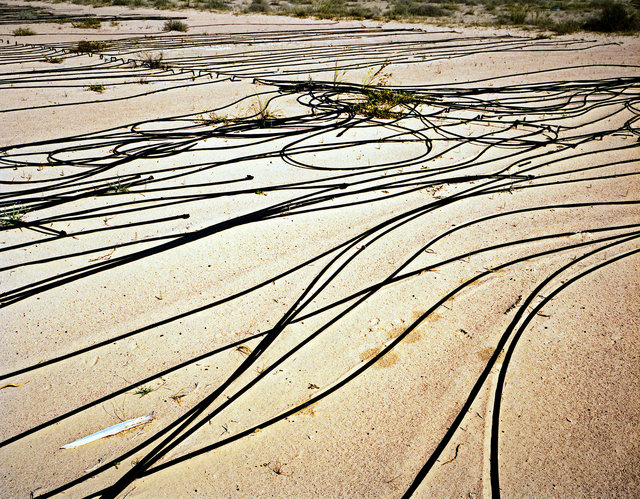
[1,1,639,497]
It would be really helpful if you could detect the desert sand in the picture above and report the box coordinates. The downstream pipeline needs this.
[0,1,639,497]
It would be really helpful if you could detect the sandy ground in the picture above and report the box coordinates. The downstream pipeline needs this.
[1,1,639,498]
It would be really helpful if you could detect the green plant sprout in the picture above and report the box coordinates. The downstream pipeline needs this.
[0,204,27,228]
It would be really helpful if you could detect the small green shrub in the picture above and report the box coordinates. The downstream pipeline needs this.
[247,0,270,12]
[18,10,38,20]
[583,2,639,32]
[106,179,129,193]
[551,19,581,34]
[313,0,347,18]
[74,40,111,52]
[250,94,281,128]
[13,27,36,36]
[87,83,105,93]
[72,18,102,29]
[507,3,529,24]
[141,52,167,69]
[163,19,189,31]
[349,89,418,119]
[198,111,233,125]
[346,5,380,18]
[0,204,27,228]
[203,0,229,9]
[529,8,551,28]
[134,386,153,397]
[290,5,312,16]
[389,0,449,18]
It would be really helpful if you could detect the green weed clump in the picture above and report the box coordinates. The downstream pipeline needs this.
[21,0,637,31]
[0,204,27,228]
[551,19,581,34]
[141,52,167,69]
[18,9,38,20]
[349,89,418,119]
[490,0,639,34]
[198,111,233,125]
[106,179,129,192]
[507,3,528,24]
[251,94,280,128]
[583,2,639,32]
[287,0,380,20]
[72,18,102,29]
[87,83,106,93]
[163,19,189,31]
[246,0,270,12]
[388,0,449,18]
[13,27,36,36]
[202,0,229,9]
[73,40,111,53]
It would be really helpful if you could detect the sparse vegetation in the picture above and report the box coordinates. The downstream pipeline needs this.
[267,459,289,476]
[141,52,167,69]
[332,64,346,88]
[0,204,27,228]
[72,18,102,29]
[492,0,639,33]
[163,19,189,31]
[134,386,154,397]
[198,111,233,125]
[73,40,111,53]
[389,0,449,19]
[349,88,418,119]
[13,27,36,36]
[293,0,381,19]
[551,19,581,34]
[507,3,528,24]
[204,0,229,9]
[246,0,270,12]
[584,1,639,32]
[22,0,639,32]
[18,9,38,20]
[251,94,280,128]
[87,83,106,93]
[45,56,64,64]
[235,344,253,357]
[362,62,392,88]
[106,179,129,192]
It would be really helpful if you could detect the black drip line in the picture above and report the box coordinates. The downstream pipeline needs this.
[0,26,639,499]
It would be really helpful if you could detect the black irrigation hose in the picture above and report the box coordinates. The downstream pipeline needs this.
[1,27,639,498]
[402,238,640,498]
[486,249,640,498]
[3,211,637,445]
[0,3,184,25]
[1,72,638,307]
[145,244,640,482]
[39,228,640,499]
[22,204,638,497]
